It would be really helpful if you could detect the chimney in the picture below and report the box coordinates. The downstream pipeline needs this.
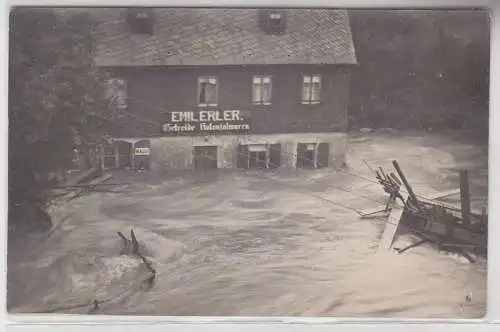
[258,9,287,35]
[127,8,155,35]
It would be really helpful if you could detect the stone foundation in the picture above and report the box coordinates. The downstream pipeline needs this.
[115,133,347,171]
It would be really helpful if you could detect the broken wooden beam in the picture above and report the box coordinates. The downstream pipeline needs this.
[394,238,430,254]
[392,160,420,207]
[63,167,99,187]
[359,206,391,218]
[460,170,472,226]
[66,173,114,201]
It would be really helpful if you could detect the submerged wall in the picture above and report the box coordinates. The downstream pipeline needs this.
[140,133,347,171]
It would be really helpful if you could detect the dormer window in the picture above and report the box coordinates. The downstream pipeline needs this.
[127,8,155,35]
[270,13,281,20]
[258,9,286,35]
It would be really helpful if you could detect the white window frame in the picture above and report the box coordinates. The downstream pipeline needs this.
[252,75,273,105]
[198,76,218,107]
[302,74,322,105]
[247,144,271,169]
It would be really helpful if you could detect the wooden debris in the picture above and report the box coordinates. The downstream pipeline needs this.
[67,173,113,201]
[63,167,99,187]
[377,192,409,251]
[392,160,421,210]
[367,161,487,260]
[395,238,430,254]
[421,188,461,201]
[117,229,157,283]
[130,229,139,254]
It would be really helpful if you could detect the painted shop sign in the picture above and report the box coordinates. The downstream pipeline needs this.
[162,110,250,133]
[134,147,151,156]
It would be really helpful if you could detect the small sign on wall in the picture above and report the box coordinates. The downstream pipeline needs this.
[134,147,151,156]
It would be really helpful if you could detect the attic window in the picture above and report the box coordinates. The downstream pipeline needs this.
[127,8,155,35]
[258,9,286,35]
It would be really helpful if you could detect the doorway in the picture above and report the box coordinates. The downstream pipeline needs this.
[116,141,133,168]
[193,145,218,170]
[134,140,151,170]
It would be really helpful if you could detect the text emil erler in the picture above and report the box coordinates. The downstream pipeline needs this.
[170,110,243,122]
[162,110,250,133]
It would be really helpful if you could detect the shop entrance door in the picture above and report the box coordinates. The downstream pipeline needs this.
[193,146,218,170]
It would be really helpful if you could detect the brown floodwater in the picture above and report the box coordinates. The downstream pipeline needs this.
[7,133,488,318]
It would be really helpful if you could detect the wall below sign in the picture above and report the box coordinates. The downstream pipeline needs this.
[144,132,347,170]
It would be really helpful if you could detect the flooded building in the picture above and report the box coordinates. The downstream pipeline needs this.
[94,8,357,171]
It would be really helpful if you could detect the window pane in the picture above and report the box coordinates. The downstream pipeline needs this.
[199,82,207,103]
[311,82,321,102]
[262,83,272,103]
[199,77,217,104]
[303,76,311,83]
[302,82,311,102]
[206,83,217,104]
[253,76,262,84]
[312,75,321,83]
[262,76,271,84]
[253,83,262,103]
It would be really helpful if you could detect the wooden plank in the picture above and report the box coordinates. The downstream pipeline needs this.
[421,188,461,201]
[392,160,419,206]
[378,193,409,251]
[418,198,483,216]
[460,170,472,226]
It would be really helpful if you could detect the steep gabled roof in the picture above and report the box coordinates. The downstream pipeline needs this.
[93,8,357,67]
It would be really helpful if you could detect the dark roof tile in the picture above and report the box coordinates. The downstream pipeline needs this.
[94,8,357,67]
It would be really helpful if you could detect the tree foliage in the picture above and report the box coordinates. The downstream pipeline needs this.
[348,10,490,134]
[9,8,110,233]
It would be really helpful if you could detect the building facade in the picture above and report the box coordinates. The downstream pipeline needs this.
[94,8,357,171]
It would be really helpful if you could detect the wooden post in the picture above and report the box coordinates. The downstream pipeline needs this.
[131,142,136,169]
[114,147,119,169]
[100,144,105,170]
[460,169,472,226]
[392,160,419,204]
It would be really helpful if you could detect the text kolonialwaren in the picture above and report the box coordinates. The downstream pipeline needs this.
[162,110,250,133]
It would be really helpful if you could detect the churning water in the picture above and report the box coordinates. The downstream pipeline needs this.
[7,134,488,318]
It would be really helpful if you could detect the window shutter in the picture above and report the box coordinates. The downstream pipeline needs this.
[237,144,249,169]
[296,143,307,168]
[317,142,330,168]
[269,144,281,168]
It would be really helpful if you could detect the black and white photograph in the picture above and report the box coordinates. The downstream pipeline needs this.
[7,7,489,318]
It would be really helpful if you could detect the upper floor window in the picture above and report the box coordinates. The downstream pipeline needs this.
[252,75,272,105]
[106,78,128,109]
[302,75,321,104]
[198,76,218,107]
